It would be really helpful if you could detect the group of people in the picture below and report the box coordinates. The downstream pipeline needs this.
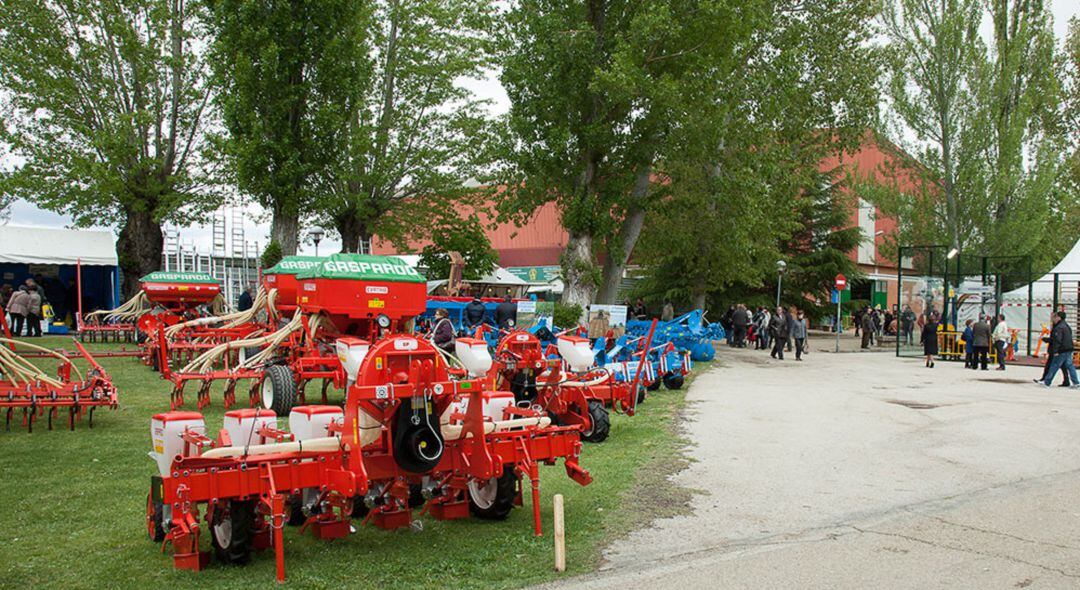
[1037,311,1078,388]
[430,294,519,354]
[855,304,922,349]
[620,298,675,322]
[722,304,809,361]
[1,279,46,337]
[958,314,1011,371]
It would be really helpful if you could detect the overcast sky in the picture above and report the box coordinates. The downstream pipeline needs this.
[5,2,1077,257]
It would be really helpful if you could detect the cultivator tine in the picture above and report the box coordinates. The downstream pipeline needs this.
[171,382,185,410]
[197,380,212,410]
[223,380,237,409]
[297,380,307,405]
[248,381,261,408]
[321,379,330,404]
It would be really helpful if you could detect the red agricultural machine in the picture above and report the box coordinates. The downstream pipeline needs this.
[80,271,223,345]
[146,254,592,581]
[488,322,656,443]
[0,338,118,431]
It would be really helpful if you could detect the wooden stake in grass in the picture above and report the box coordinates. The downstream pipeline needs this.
[554,493,566,572]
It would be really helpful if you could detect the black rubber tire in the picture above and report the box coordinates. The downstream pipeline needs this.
[210,499,255,565]
[663,373,685,390]
[647,377,662,391]
[468,466,517,520]
[262,364,298,416]
[239,346,261,365]
[287,496,306,527]
[408,484,425,509]
[350,496,369,518]
[146,494,166,542]
[581,400,610,443]
[636,384,647,405]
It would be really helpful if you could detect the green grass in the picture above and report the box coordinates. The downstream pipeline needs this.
[0,336,696,589]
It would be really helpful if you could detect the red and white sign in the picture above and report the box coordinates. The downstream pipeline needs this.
[835,274,847,290]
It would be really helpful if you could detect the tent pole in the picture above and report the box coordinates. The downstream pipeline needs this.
[77,258,83,331]
[1026,259,1033,357]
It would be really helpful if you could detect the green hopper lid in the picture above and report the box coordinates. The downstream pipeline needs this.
[296,253,425,283]
[140,271,219,284]
[264,256,325,275]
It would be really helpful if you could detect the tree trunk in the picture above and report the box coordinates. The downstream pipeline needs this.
[117,206,164,298]
[561,232,596,320]
[271,205,299,255]
[335,207,370,253]
[597,164,651,303]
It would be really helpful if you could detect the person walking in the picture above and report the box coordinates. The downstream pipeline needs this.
[722,305,735,346]
[962,319,975,368]
[901,305,916,346]
[1040,311,1079,388]
[860,307,873,349]
[494,294,517,330]
[633,298,648,320]
[733,304,749,348]
[992,314,1009,370]
[921,313,939,368]
[430,308,456,354]
[661,299,674,322]
[971,315,991,370]
[785,306,796,352]
[756,307,770,351]
[769,307,788,360]
[23,285,42,337]
[6,286,29,336]
[792,309,808,361]
[464,296,486,331]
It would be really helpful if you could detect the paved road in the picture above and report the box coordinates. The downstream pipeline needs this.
[543,349,1080,589]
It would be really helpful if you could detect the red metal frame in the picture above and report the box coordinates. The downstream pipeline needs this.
[0,340,118,432]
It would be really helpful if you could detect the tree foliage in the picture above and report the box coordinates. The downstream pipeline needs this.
[0,0,218,295]
[874,0,1070,274]
[206,0,371,256]
[316,0,498,254]
[417,214,498,282]
[633,0,881,312]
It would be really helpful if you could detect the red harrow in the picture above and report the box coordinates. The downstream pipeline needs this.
[146,255,591,581]
[0,338,118,432]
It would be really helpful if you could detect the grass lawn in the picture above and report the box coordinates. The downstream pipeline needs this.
[0,335,698,589]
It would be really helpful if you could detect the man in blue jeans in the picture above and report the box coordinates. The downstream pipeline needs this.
[1042,311,1079,389]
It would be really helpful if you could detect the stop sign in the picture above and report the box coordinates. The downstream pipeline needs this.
[835,273,847,290]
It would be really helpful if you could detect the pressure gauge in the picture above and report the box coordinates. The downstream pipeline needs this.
[376,314,391,328]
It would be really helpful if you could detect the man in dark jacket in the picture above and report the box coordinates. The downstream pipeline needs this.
[769,307,788,360]
[1041,311,1079,388]
[732,304,749,348]
[971,315,991,370]
[494,294,517,329]
[464,296,486,330]
[237,287,254,312]
[860,307,873,349]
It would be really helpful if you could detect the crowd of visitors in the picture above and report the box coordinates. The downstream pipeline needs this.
[1,278,48,337]
[720,304,809,361]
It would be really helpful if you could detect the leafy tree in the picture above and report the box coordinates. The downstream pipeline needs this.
[206,0,371,255]
[0,0,218,296]
[497,0,752,312]
[633,0,881,310]
[876,0,1068,274]
[316,0,497,254]
[417,214,498,281]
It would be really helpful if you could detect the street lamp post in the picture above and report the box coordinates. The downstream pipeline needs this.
[309,227,325,256]
[775,260,787,308]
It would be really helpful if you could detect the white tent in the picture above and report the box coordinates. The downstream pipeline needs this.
[0,226,117,266]
[1005,239,1080,298]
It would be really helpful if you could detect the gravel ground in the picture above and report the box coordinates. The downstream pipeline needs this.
[540,347,1080,589]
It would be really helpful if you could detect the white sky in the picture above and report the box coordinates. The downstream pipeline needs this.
[4,1,1077,257]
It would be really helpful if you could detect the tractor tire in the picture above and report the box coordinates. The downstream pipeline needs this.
[150,353,160,373]
[210,499,255,565]
[261,364,297,416]
[663,373,685,390]
[238,346,261,365]
[581,401,610,443]
[350,496,369,519]
[636,384,647,405]
[468,466,517,520]
[647,377,662,391]
[408,484,425,509]
[287,496,306,527]
[146,494,166,543]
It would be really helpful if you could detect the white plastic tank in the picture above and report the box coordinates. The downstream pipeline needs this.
[335,337,370,384]
[223,408,278,447]
[558,335,594,373]
[150,411,206,476]
[289,405,344,441]
[452,390,515,422]
[455,337,492,377]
